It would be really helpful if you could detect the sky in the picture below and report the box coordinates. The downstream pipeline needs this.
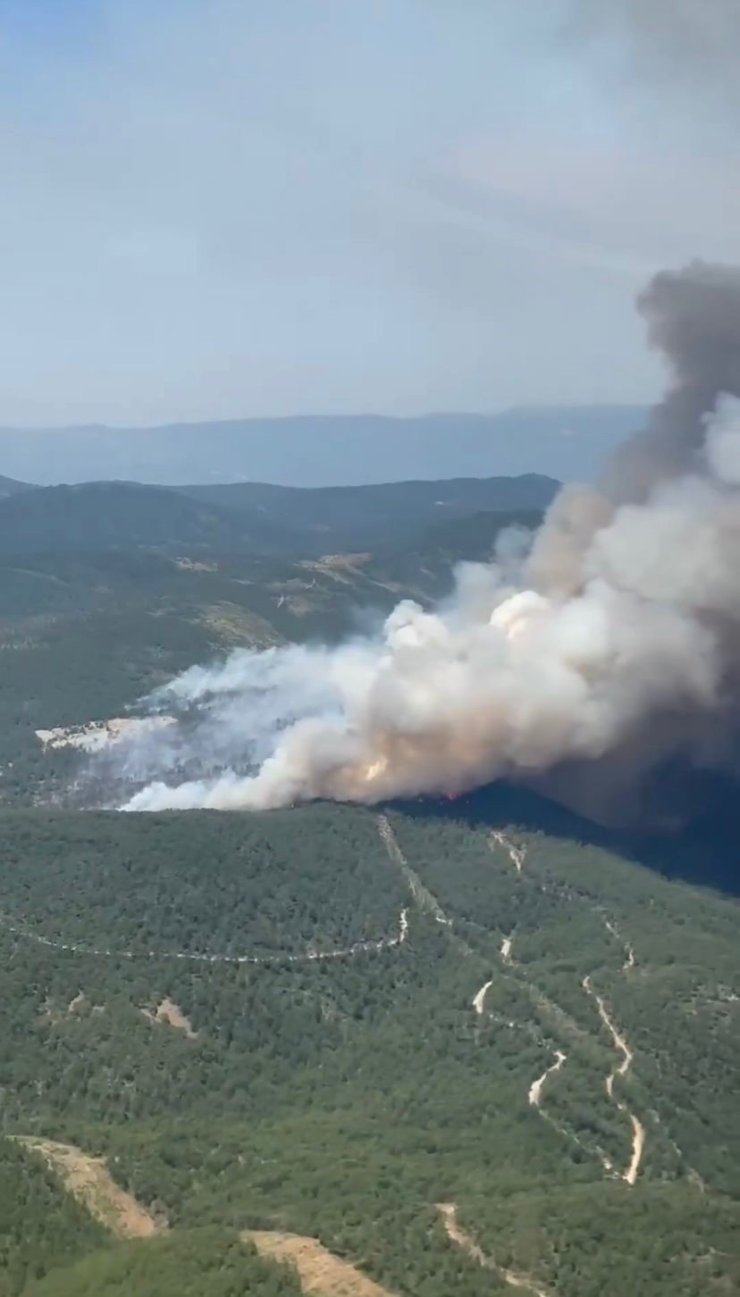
[1,0,739,427]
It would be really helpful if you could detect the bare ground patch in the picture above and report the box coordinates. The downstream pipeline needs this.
[16,1137,164,1239]
[200,602,281,647]
[244,1230,396,1297]
[299,554,372,583]
[141,996,198,1039]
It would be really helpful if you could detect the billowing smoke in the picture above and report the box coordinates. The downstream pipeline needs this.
[113,262,740,821]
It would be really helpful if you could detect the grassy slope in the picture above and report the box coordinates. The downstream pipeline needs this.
[0,475,555,558]
[176,475,556,550]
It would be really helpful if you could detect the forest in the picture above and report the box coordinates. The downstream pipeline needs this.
[0,797,738,1295]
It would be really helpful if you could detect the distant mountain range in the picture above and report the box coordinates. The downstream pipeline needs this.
[0,474,557,556]
[0,405,643,487]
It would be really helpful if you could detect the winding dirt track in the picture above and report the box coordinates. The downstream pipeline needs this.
[604,919,636,974]
[437,1203,550,1297]
[0,907,408,967]
[581,975,645,1186]
[486,828,644,1183]
[377,815,452,925]
[528,1051,567,1108]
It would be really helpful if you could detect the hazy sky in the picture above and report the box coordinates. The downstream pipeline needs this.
[1,0,739,426]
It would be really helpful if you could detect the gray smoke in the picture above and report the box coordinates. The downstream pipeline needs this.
[109,262,740,819]
[609,264,740,500]
[565,1,740,104]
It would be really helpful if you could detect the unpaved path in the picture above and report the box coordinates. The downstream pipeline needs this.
[377,815,477,961]
[490,831,527,873]
[16,1137,163,1238]
[245,1230,397,1297]
[437,1203,550,1297]
[377,815,451,925]
[0,907,408,967]
[528,1051,567,1108]
[603,919,636,974]
[472,979,493,1016]
[581,976,645,1185]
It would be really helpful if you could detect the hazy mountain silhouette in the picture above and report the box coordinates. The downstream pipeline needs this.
[0,406,643,487]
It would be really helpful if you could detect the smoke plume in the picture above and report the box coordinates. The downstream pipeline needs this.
[113,262,740,822]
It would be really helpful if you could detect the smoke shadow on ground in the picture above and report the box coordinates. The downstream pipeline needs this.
[390,771,740,898]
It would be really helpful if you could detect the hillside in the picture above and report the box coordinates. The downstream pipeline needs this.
[23,1232,303,1297]
[176,474,557,551]
[0,467,737,1297]
[0,482,299,556]
[0,475,32,499]
[0,406,642,486]
[0,500,545,805]
[0,474,556,558]
[0,801,737,1296]
[0,1136,106,1295]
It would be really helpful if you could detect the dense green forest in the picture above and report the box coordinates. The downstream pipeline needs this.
[0,800,738,1296]
[0,1138,105,1295]
[0,474,555,558]
[23,1231,303,1297]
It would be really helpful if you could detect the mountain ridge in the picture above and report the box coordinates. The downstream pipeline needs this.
[0,472,33,497]
[0,474,557,556]
[0,405,643,486]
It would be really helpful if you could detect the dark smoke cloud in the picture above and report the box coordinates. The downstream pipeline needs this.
[608,263,740,500]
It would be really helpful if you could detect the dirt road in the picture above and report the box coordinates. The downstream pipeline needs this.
[582,976,645,1185]
[437,1202,550,1297]
[528,1051,567,1108]
[472,979,493,1016]
[377,815,452,925]
[490,831,527,873]
[0,907,408,967]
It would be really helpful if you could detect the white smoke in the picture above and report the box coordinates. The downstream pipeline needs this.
[111,265,740,817]
[121,436,734,813]
[706,396,740,486]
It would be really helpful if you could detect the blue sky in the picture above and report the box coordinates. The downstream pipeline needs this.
[0,0,738,425]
